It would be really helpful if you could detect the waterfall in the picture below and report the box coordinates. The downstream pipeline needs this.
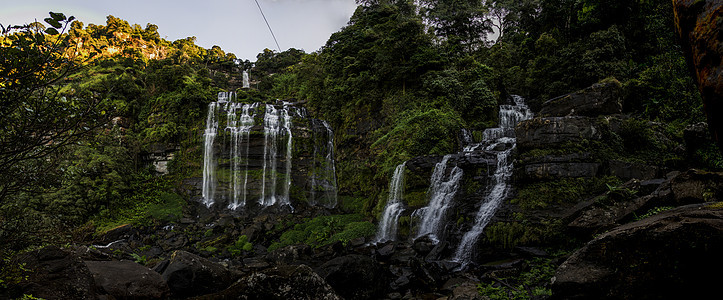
[260,105,282,207]
[227,103,257,210]
[453,95,533,266]
[416,155,464,242]
[309,120,339,208]
[281,103,293,208]
[201,101,219,208]
[242,71,250,89]
[200,93,335,211]
[373,163,406,243]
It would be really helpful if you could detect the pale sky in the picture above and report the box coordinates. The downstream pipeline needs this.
[0,0,359,61]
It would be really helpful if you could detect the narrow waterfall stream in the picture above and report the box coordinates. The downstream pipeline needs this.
[453,95,533,266]
[374,162,406,243]
[201,101,218,208]
[416,155,464,242]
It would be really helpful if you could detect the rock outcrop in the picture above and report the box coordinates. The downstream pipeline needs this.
[202,264,341,300]
[85,260,170,299]
[674,0,723,151]
[160,250,238,297]
[7,246,97,299]
[553,203,723,299]
[539,81,623,117]
[315,254,389,300]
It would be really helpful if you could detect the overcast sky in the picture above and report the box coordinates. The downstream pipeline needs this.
[0,0,359,61]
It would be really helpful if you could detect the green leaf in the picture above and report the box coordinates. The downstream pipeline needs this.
[44,28,59,35]
[44,18,61,29]
[50,12,66,22]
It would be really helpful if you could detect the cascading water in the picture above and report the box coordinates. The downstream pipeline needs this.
[227,102,257,210]
[281,102,293,208]
[260,105,282,206]
[201,101,219,208]
[374,162,406,243]
[453,95,533,266]
[242,71,250,89]
[309,120,339,208]
[201,93,336,211]
[415,155,464,242]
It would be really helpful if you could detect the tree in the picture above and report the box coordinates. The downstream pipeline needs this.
[0,12,106,203]
[419,0,492,53]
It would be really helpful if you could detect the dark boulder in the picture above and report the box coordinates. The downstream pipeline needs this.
[674,0,723,151]
[607,160,661,181]
[7,246,97,299]
[199,264,341,300]
[161,250,237,297]
[516,117,601,151]
[315,254,389,300]
[539,81,623,117]
[553,203,723,299]
[85,260,170,299]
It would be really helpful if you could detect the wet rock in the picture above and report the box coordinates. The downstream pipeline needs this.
[608,160,661,180]
[97,224,134,243]
[412,236,435,256]
[158,231,188,251]
[539,81,623,117]
[266,244,312,265]
[202,264,340,300]
[8,246,97,299]
[674,0,723,150]
[315,254,388,300]
[553,203,723,299]
[377,243,396,259]
[85,260,170,299]
[522,162,600,180]
[516,117,601,151]
[514,246,548,257]
[161,250,236,297]
[449,282,484,300]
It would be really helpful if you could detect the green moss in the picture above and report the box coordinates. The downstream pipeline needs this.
[511,176,621,210]
[227,235,253,257]
[267,214,372,251]
[404,190,428,207]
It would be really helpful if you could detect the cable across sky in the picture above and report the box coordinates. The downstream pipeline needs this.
[254,0,281,52]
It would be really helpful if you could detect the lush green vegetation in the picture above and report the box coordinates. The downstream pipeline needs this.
[0,0,720,269]
[268,214,375,251]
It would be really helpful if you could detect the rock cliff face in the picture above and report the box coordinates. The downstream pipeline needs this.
[674,0,723,150]
[195,94,338,212]
[553,203,723,299]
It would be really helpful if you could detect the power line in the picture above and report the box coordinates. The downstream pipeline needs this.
[254,0,281,52]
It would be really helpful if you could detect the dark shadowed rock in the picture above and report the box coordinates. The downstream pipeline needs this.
[85,260,170,299]
[266,244,312,265]
[197,264,341,300]
[674,0,723,151]
[315,254,388,300]
[516,117,601,151]
[9,246,97,299]
[608,160,661,180]
[522,162,600,180]
[161,250,237,297]
[553,203,723,299]
[539,81,623,117]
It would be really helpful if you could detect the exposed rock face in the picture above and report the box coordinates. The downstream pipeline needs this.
[205,264,341,300]
[516,117,601,151]
[553,203,723,299]
[85,260,170,299]
[539,81,623,117]
[674,0,723,150]
[161,250,237,297]
[10,246,97,299]
[315,254,389,300]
